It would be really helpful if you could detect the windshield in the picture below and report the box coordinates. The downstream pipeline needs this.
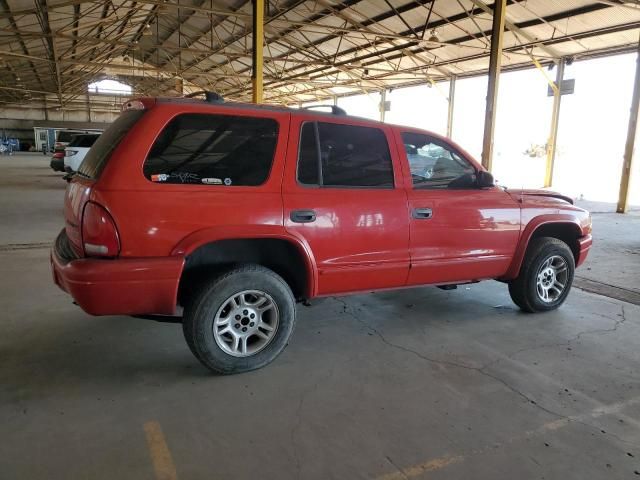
[77,110,144,179]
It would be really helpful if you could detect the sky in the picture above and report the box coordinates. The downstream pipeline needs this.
[325,52,639,205]
[88,79,133,95]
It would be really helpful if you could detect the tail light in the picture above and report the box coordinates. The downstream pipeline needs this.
[65,150,78,157]
[81,202,120,257]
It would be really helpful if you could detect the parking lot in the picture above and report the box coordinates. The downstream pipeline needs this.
[2,153,638,479]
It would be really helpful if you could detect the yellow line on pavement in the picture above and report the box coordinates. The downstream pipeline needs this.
[144,421,178,480]
[378,455,464,480]
[377,394,640,479]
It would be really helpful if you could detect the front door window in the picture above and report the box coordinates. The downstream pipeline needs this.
[402,132,476,189]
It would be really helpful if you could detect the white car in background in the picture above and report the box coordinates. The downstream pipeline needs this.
[64,133,100,172]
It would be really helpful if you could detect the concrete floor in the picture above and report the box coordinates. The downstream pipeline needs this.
[2,153,639,480]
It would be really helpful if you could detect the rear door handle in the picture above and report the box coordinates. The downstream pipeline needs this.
[412,208,433,219]
[290,209,317,223]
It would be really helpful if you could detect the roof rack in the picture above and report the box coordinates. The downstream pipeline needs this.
[302,104,346,116]
[184,90,224,103]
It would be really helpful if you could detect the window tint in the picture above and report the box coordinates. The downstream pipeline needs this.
[69,134,99,148]
[143,113,278,186]
[78,110,144,179]
[297,123,319,185]
[297,122,393,188]
[402,132,476,189]
[57,131,75,143]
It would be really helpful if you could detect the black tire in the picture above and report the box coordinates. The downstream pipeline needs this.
[182,264,296,374]
[508,237,575,313]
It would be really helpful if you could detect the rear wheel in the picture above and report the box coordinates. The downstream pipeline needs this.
[182,265,296,374]
[508,237,575,313]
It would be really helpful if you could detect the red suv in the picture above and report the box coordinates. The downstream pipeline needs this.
[51,95,592,374]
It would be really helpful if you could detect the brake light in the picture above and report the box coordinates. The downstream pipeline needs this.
[122,99,146,111]
[65,150,78,157]
[81,202,120,257]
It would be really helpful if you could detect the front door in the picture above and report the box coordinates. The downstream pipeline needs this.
[396,130,521,286]
[282,114,410,296]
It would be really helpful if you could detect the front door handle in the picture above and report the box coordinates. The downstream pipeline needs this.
[413,208,433,219]
[290,209,317,223]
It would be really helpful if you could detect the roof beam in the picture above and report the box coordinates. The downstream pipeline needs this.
[467,0,562,60]
[232,1,620,98]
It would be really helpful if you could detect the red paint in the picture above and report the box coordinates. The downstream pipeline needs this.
[51,251,183,315]
[51,97,592,316]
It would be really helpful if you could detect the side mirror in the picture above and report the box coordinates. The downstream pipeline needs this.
[476,170,495,188]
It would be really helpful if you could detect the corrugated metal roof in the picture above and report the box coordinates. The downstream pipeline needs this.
[0,0,638,107]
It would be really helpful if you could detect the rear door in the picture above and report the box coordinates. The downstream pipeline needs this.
[282,114,410,296]
[396,130,521,285]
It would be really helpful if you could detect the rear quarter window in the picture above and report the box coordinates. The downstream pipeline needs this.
[143,113,279,187]
[69,135,100,148]
[57,131,74,143]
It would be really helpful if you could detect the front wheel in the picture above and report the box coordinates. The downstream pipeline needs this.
[183,265,296,374]
[508,237,575,313]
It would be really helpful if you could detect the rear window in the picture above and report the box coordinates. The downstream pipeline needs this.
[57,131,76,143]
[77,110,144,179]
[143,113,278,186]
[69,134,100,148]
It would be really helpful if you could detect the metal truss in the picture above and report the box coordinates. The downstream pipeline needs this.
[0,0,639,110]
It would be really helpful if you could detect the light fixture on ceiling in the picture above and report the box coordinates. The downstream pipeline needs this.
[427,29,439,45]
[143,23,152,35]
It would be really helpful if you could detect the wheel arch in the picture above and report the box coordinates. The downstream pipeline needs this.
[174,227,317,305]
[504,217,583,280]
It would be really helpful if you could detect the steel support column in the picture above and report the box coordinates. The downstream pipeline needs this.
[85,92,91,122]
[251,0,264,104]
[617,40,640,213]
[447,75,456,138]
[481,0,507,171]
[544,58,565,187]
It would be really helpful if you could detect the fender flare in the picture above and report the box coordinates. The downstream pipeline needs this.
[503,215,583,280]
[171,225,319,298]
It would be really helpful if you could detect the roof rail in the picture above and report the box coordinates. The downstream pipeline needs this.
[184,90,224,103]
[302,104,346,116]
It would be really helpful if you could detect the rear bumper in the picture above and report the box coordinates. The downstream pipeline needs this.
[576,234,592,268]
[51,232,184,316]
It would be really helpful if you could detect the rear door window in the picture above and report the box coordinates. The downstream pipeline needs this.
[77,110,145,179]
[297,122,394,188]
[143,113,279,186]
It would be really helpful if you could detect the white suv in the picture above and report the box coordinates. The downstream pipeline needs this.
[64,133,101,172]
